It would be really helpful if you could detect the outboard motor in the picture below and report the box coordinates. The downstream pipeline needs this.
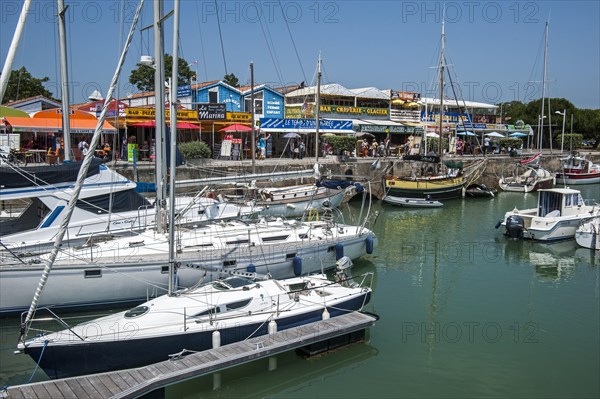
[335,256,359,288]
[505,215,525,239]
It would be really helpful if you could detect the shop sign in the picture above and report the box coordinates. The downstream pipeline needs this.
[198,103,226,120]
[319,105,388,117]
[358,124,416,134]
[260,118,352,131]
[226,112,251,121]
[391,90,421,101]
[126,107,197,120]
[177,84,192,98]
[265,100,283,116]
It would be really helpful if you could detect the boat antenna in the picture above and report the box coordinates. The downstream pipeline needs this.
[19,0,145,341]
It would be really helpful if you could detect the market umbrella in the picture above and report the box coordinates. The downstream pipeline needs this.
[509,132,528,138]
[404,101,420,108]
[355,132,375,138]
[485,132,505,138]
[219,123,252,132]
[425,132,440,138]
[457,131,477,136]
[283,132,301,139]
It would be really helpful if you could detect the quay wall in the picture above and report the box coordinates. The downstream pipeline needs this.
[112,152,598,200]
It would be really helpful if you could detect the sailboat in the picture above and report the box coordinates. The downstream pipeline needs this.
[383,20,483,203]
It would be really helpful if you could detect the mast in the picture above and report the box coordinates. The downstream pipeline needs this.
[20,0,145,337]
[438,19,445,159]
[315,53,322,161]
[154,0,167,233]
[250,61,256,173]
[168,0,180,295]
[538,20,549,151]
[0,0,32,103]
[57,0,72,160]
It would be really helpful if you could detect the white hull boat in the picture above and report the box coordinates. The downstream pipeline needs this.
[383,195,443,208]
[18,266,373,379]
[0,160,257,257]
[0,219,376,314]
[575,217,600,250]
[496,188,600,241]
[499,166,555,193]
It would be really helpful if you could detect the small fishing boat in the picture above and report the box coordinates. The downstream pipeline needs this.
[575,217,600,250]
[496,188,599,241]
[555,152,600,185]
[383,195,443,208]
[498,154,555,193]
[465,183,496,198]
[17,259,373,380]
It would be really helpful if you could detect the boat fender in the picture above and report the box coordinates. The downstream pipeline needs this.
[322,308,330,320]
[247,264,256,273]
[293,256,302,276]
[212,331,221,349]
[494,220,503,229]
[335,243,344,260]
[268,320,278,335]
[366,236,374,254]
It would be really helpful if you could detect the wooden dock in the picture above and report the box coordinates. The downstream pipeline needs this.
[6,311,378,399]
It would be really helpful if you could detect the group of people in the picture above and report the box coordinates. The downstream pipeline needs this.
[456,136,493,156]
[361,138,390,158]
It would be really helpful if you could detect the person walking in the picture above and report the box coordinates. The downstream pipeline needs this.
[298,140,305,159]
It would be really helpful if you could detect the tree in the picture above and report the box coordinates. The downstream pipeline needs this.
[223,73,239,87]
[128,54,196,92]
[1,67,53,103]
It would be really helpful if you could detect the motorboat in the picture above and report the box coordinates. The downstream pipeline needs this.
[17,259,373,379]
[575,217,600,250]
[0,159,257,257]
[383,195,443,207]
[496,188,600,241]
[555,152,600,185]
[499,166,555,193]
[0,217,377,314]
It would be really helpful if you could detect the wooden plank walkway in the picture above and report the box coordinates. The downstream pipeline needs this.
[6,311,378,399]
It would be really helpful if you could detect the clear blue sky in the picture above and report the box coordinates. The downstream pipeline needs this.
[1,0,598,109]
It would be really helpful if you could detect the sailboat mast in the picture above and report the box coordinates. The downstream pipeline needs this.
[538,20,548,151]
[20,0,145,335]
[168,0,180,295]
[250,61,256,173]
[154,0,167,233]
[0,0,32,103]
[57,0,72,160]
[315,53,322,161]
[438,19,445,159]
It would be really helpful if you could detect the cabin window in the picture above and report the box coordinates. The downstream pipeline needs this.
[223,260,237,267]
[225,298,252,311]
[288,282,309,292]
[161,266,169,274]
[286,253,297,260]
[84,269,102,278]
[226,239,249,245]
[125,306,149,318]
[262,235,290,243]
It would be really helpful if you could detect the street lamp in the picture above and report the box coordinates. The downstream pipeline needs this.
[537,115,547,151]
[555,109,566,153]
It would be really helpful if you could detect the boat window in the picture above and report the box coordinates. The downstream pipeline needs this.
[193,307,220,317]
[225,298,252,311]
[565,194,572,206]
[125,306,149,318]
[286,253,297,260]
[212,277,255,290]
[226,239,249,245]
[262,235,290,242]
[288,282,309,292]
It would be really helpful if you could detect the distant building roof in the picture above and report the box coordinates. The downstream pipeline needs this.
[2,95,61,109]
[286,83,356,98]
[420,97,498,109]
[349,87,390,100]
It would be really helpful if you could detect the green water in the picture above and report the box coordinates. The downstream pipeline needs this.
[1,186,599,398]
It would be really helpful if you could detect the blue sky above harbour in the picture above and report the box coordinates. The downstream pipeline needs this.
[1,0,598,109]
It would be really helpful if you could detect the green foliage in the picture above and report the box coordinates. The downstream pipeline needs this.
[178,140,211,160]
[425,138,449,153]
[129,54,196,92]
[2,67,53,102]
[498,138,523,149]
[324,135,356,154]
[223,73,239,87]
[554,133,583,151]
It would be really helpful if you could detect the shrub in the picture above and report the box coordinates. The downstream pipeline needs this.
[325,135,356,154]
[554,133,583,150]
[498,138,523,149]
[179,140,211,160]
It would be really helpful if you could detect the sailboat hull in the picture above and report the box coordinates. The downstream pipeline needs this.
[24,293,370,380]
[384,176,465,200]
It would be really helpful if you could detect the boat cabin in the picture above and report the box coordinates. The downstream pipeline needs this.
[537,188,584,218]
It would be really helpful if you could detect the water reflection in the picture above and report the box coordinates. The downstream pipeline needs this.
[167,342,379,399]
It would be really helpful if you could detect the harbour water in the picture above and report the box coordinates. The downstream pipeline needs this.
[1,185,598,397]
